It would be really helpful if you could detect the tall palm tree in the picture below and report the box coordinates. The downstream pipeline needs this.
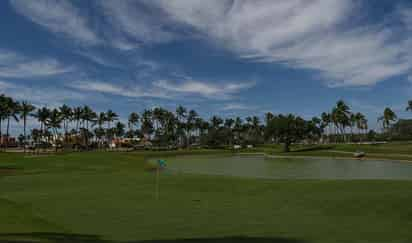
[59,104,73,138]
[81,106,96,131]
[46,109,63,150]
[233,117,243,144]
[141,109,153,139]
[224,118,235,145]
[378,107,397,133]
[95,112,107,147]
[349,113,357,142]
[354,112,367,142]
[72,107,83,133]
[105,110,118,142]
[0,94,8,143]
[333,100,351,143]
[106,110,118,129]
[128,112,140,135]
[20,101,35,147]
[46,109,62,137]
[33,107,51,136]
[176,105,187,147]
[186,110,198,146]
[4,97,20,141]
[321,112,331,143]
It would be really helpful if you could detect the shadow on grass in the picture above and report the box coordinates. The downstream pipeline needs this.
[0,233,308,243]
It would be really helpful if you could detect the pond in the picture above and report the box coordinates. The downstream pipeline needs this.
[154,154,412,180]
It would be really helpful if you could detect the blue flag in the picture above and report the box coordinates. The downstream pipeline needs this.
[157,159,167,168]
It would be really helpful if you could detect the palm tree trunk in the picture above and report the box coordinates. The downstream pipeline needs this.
[0,119,2,148]
[6,117,10,149]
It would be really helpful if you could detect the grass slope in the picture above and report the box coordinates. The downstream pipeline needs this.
[1,151,412,243]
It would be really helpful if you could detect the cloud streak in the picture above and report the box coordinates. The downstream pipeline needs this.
[0,49,72,78]
[10,0,99,45]
[153,79,255,99]
[150,0,412,87]
[0,80,87,107]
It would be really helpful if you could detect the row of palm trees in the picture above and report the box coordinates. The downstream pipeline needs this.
[320,100,369,143]
[2,92,412,149]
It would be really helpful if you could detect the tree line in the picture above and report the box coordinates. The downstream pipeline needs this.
[1,93,410,151]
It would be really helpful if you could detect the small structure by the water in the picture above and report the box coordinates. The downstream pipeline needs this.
[354,151,366,158]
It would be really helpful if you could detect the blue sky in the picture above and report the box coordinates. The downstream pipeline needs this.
[2,0,412,134]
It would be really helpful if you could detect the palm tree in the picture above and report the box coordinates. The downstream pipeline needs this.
[81,106,96,131]
[46,109,62,137]
[406,100,412,113]
[72,107,83,133]
[20,101,36,148]
[224,118,235,145]
[176,105,187,147]
[186,110,198,146]
[141,109,153,139]
[128,112,140,136]
[354,112,367,143]
[46,109,63,151]
[378,107,397,133]
[105,110,118,142]
[0,94,8,144]
[332,100,351,143]
[33,107,50,143]
[4,97,20,142]
[321,112,331,143]
[233,117,243,144]
[59,105,73,138]
[95,112,107,148]
[349,113,357,142]
[106,110,118,129]
[114,121,125,138]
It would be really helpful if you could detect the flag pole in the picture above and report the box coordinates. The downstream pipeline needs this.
[156,165,159,200]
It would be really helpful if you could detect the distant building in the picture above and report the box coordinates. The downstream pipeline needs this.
[0,135,17,147]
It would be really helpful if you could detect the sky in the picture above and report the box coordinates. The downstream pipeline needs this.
[1,0,412,135]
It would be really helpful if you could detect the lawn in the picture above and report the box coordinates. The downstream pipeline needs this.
[1,150,412,243]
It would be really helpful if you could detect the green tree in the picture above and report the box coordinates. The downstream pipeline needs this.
[33,107,51,135]
[59,104,72,143]
[19,101,36,147]
[378,107,397,134]
[128,112,140,137]
[266,114,308,152]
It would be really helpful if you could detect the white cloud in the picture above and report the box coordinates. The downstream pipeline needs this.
[10,0,99,45]
[220,103,255,111]
[68,78,255,101]
[0,49,72,78]
[99,0,178,49]
[149,0,412,87]
[153,79,255,99]
[67,80,170,99]
[0,80,87,107]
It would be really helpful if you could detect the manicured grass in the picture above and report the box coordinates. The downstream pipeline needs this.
[259,142,412,161]
[1,151,412,243]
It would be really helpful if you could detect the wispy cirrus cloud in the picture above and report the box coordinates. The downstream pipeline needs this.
[10,0,99,45]
[67,80,170,99]
[153,79,255,99]
[220,103,255,111]
[148,0,412,87]
[0,80,87,107]
[67,78,255,101]
[0,49,72,78]
[98,0,178,50]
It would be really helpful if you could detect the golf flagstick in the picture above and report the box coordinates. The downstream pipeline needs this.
[155,164,159,200]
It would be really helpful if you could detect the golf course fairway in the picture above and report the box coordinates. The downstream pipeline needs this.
[1,151,412,243]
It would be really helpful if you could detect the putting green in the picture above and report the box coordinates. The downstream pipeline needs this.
[156,154,412,180]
